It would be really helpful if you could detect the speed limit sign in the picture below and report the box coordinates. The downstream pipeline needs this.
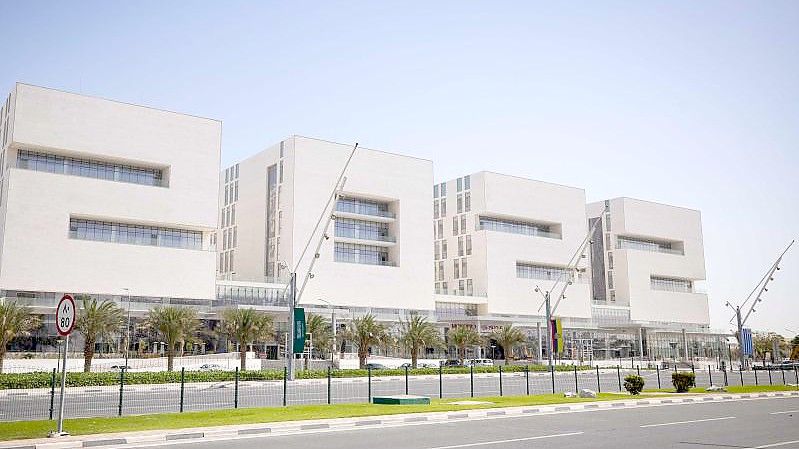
[55,294,76,336]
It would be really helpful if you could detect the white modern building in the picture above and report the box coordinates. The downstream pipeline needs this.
[0,84,220,318]
[586,197,714,360]
[218,136,434,316]
[433,172,592,325]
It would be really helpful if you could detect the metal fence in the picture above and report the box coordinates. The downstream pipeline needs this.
[1,364,797,422]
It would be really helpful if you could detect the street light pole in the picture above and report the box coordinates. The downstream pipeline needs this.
[122,288,131,368]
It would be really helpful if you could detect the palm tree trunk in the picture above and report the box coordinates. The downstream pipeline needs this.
[167,344,175,371]
[239,345,247,371]
[411,346,418,368]
[83,337,95,372]
[0,349,5,374]
[358,348,367,369]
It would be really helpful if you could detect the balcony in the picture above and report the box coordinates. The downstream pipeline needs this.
[335,200,395,221]
[334,229,396,246]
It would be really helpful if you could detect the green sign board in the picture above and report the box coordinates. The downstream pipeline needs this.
[293,307,306,353]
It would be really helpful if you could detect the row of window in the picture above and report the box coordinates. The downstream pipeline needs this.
[18,150,165,187]
[435,301,478,317]
[651,276,693,293]
[334,218,392,242]
[336,197,394,218]
[220,250,234,273]
[516,262,572,282]
[453,257,468,278]
[224,163,240,184]
[433,198,447,219]
[456,192,471,214]
[222,227,237,250]
[334,242,391,266]
[477,216,560,239]
[221,204,236,227]
[433,182,447,198]
[224,180,239,206]
[453,214,467,235]
[69,218,203,250]
[617,236,683,255]
[434,240,448,260]
[456,175,471,192]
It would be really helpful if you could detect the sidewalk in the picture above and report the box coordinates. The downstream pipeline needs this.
[2,391,796,449]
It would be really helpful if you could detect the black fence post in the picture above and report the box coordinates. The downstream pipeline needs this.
[498,366,503,397]
[179,367,185,413]
[656,366,661,389]
[573,365,578,392]
[708,365,713,386]
[439,365,443,399]
[234,367,239,409]
[739,367,744,386]
[327,367,331,405]
[723,367,728,387]
[768,367,773,385]
[283,366,287,407]
[754,368,758,386]
[782,368,786,385]
[596,366,601,393]
[470,365,474,398]
[631,357,634,369]
[118,367,125,416]
[617,365,622,392]
[550,366,555,394]
[525,365,530,396]
[368,366,372,403]
[794,367,798,385]
[404,365,409,395]
[636,365,640,376]
[49,367,56,420]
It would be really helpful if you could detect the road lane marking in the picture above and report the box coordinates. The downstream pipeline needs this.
[640,416,736,428]
[752,440,799,448]
[769,410,799,415]
[426,432,584,449]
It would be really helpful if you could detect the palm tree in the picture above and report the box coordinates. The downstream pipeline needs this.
[75,296,124,372]
[146,306,199,371]
[341,314,388,369]
[306,313,332,358]
[490,324,526,362]
[399,314,442,368]
[0,300,40,373]
[448,326,481,364]
[220,308,273,371]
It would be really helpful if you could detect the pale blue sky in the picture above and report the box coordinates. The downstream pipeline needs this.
[1,1,797,334]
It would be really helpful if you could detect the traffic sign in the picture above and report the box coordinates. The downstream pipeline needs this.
[55,294,76,336]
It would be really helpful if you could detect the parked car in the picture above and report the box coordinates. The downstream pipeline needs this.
[110,365,131,370]
[753,360,798,370]
[365,363,388,370]
[466,358,494,367]
[199,363,222,371]
[441,359,464,368]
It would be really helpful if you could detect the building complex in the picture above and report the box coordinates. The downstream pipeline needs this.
[0,83,724,361]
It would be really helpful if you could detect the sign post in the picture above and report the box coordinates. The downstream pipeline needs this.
[50,294,75,437]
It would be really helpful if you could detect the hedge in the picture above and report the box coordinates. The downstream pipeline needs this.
[0,363,591,390]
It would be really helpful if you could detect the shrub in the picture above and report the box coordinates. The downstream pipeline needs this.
[672,372,696,393]
[624,374,645,395]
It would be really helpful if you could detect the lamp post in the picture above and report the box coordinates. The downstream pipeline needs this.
[122,288,132,368]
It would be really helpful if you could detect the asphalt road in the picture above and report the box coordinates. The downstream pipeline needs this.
[0,368,793,422]
[139,396,799,449]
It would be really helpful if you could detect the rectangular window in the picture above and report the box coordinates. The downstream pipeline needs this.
[336,197,394,218]
[434,242,440,260]
[452,216,458,235]
[464,192,471,212]
[234,182,239,201]
[223,229,229,250]
[605,213,611,231]
[516,262,571,281]
[607,271,614,290]
[458,236,464,256]
[442,281,448,292]
[478,216,560,239]
[457,194,463,213]
[457,177,463,192]
[235,163,239,179]
[607,251,614,269]
[453,259,460,278]
[438,261,445,281]
[17,150,165,187]
[229,251,234,271]
[232,227,237,247]
[441,199,447,217]
[69,218,203,250]
[334,242,391,266]
[605,233,611,248]
[437,220,444,239]
[464,175,470,190]
[466,279,473,296]
[440,182,447,196]
[466,235,472,255]
[433,200,439,219]
[225,185,229,205]
[231,205,236,225]
[461,258,468,278]
[279,160,284,183]
[441,240,448,259]
[650,276,693,293]
[610,290,616,302]
[433,184,439,198]
[460,215,466,234]
[458,279,465,293]
[334,218,391,242]
[617,236,683,255]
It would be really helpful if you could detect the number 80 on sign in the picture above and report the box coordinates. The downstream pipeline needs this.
[56,294,76,336]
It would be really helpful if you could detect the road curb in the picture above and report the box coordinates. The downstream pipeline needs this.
[2,391,796,449]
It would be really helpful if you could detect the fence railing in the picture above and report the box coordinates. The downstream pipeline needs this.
[0,364,797,422]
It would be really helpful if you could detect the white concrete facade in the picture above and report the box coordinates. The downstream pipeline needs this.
[219,136,434,312]
[433,172,592,320]
[0,84,220,304]
[587,197,710,327]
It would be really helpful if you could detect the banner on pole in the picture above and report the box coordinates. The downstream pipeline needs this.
[293,307,306,353]
[550,318,564,353]
[741,328,753,356]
